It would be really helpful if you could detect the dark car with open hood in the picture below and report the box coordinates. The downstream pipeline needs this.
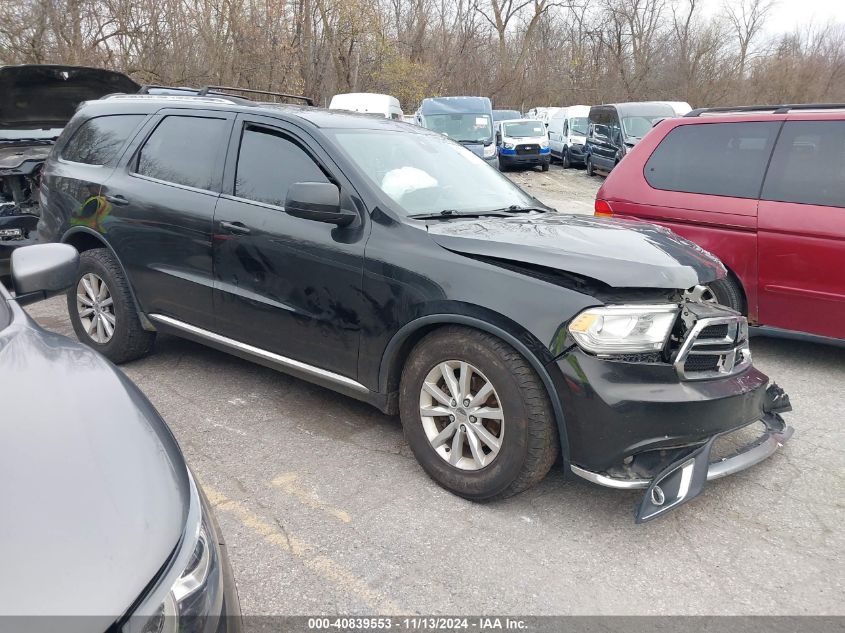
[0,244,241,630]
[37,86,793,521]
[0,65,139,277]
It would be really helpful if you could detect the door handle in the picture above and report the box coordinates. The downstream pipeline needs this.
[105,194,129,206]
[219,220,251,235]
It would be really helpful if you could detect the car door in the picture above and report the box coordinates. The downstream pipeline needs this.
[102,109,234,331]
[757,118,845,339]
[212,114,367,379]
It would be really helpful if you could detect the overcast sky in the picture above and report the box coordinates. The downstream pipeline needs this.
[705,0,840,35]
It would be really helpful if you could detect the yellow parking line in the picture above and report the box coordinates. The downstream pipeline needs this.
[203,484,401,614]
[271,472,352,524]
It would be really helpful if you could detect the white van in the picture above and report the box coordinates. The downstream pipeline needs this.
[495,118,551,171]
[665,101,693,116]
[329,93,404,120]
[548,105,590,168]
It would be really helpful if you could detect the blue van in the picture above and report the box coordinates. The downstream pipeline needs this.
[415,96,497,166]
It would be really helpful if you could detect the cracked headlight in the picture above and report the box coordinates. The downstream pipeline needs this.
[568,304,678,354]
[483,143,497,158]
[124,475,223,633]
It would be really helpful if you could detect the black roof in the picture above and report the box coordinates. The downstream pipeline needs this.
[80,94,425,133]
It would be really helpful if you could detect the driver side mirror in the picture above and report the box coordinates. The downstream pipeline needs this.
[285,182,357,227]
[11,243,79,306]
[495,130,502,145]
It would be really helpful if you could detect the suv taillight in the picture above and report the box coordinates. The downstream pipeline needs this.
[595,199,614,217]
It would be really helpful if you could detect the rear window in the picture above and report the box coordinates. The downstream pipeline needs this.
[762,121,845,208]
[135,116,228,190]
[61,115,145,165]
[645,121,781,199]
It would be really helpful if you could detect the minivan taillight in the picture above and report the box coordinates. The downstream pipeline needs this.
[595,199,614,217]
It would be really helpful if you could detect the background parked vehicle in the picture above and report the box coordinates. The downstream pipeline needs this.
[38,89,792,520]
[585,101,676,176]
[492,109,522,123]
[1,243,241,628]
[416,96,497,165]
[548,105,590,167]
[495,118,550,171]
[328,92,403,120]
[595,104,845,341]
[666,101,693,116]
[0,64,139,278]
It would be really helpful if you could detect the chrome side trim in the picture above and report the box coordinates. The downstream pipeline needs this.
[148,313,369,393]
[570,422,793,490]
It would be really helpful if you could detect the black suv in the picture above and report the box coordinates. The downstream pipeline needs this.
[38,88,793,521]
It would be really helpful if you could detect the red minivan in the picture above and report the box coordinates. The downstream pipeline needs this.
[595,105,845,341]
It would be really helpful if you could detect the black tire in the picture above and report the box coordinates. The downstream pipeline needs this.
[586,155,595,176]
[67,248,155,363]
[399,326,559,501]
[541,161,550,172]
[562,148,571,169]
[706,275,746,314]
[498,157,508,172]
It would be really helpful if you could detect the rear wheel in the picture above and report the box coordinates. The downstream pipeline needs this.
[399,326,558,500]
[67,248,155,363]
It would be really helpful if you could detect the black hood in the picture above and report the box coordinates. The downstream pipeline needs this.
[0,65,139,129]
[0,299,189,622]
[426,213,725,289]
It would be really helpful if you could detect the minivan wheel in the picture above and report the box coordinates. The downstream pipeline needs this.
[67,248,155,363]
[586,156,595,176]
[399,326,558,500]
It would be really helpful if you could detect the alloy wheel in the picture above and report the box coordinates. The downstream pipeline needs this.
[418,360,505,471]
[76,273,116,344]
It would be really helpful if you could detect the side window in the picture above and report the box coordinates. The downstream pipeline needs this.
[135,116,228,190]
[61,115,145,165]
[645,122,781,199]
[610,113,622,144]
[234,125,328,207]
[761,121,845,208]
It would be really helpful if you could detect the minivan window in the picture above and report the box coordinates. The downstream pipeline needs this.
[234,126,328,207]
[645,121,781,199]
[61,115,145,165]
[332,130,533,216]
[761,121,845,208]
[135,116,228,190]
[422,114,492,143]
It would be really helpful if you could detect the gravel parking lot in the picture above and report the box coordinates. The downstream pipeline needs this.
[29,165,844,616]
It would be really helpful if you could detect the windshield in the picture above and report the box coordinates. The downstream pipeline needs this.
[331,130,534,216]
[621,115,666,140]
[503,121,545,138]
[422,113,493,143]
[569,117,588,136]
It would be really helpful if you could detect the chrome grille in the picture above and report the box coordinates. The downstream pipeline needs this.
[674,315,751,380]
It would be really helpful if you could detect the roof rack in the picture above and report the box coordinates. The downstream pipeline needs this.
[136,84,314,106]
[198,85,314,106]
[686,103,845,117]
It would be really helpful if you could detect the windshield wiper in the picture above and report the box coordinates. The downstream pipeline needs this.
[408,209,514,220]
[487,204,554,214]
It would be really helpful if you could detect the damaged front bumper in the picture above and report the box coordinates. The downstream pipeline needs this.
[570,383,793,522]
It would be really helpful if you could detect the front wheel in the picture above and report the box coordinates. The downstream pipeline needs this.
[586,155,595,176]
[399,326,559,500]
[562,148,571,169]
[67,248,156,363]
[703,276,746,314]
[541,161,550,172]
[497,157,508,172]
